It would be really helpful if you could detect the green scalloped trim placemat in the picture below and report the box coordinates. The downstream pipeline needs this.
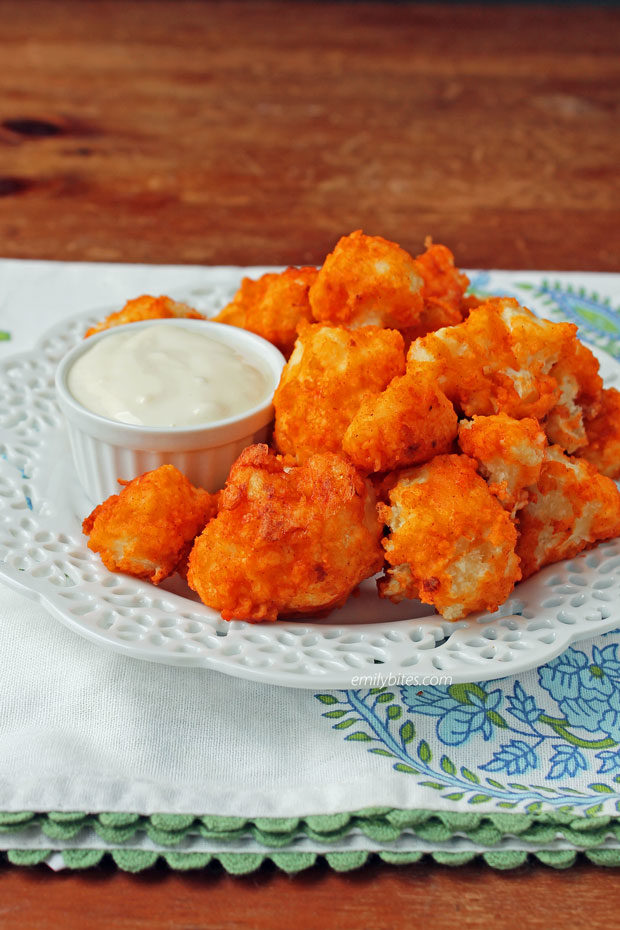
[3,807,620,846]
[5,849,620,875]
[5,847,620,874]
[3,808,620,873]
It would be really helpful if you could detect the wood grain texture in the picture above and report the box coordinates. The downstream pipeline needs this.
[1,1,620,923]
[0,0,619,269]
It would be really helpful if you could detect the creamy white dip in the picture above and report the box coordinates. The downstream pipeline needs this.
[68,325,271,427]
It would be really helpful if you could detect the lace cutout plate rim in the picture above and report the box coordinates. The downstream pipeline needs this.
[1,303,619,689]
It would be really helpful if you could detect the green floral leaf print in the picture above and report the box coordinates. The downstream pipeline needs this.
[461,768,480,784]
[441,756,456,776]
[399,721,415,745]
[418,741,432,763]
[585,803,603,818]
[449,683,487,705]
[538,714,616,749]
[576,307,620,335]
[0,331,9,341]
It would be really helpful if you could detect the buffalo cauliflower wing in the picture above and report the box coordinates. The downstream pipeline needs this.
[458,413,547,515]
[407,297,577,421]
[82,464,217,584]
[403,240,470,341]
[274,321,405,461]
[516,446,620,579]
[213,266,317,357]
[343,368,458,474]
[577,387,620,478]
[378,454,521,620]
[544,339,603,453]
[309,230,425,330]
[187,445,383,621]
[85,295,205,338]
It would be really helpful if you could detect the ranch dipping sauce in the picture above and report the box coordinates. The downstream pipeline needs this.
[68,324,272,427]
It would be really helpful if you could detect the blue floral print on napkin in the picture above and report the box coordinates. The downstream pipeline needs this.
[316,637,620,813]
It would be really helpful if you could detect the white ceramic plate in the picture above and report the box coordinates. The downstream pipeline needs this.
[1,308,620,689]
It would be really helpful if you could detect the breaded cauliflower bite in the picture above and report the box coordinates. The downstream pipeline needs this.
[274,321,405,461]
[213,266,317,357]
[83,465,217,584]
[576,387,620,479]
[84,295,205,338]
[378,454,521,621]
[403,241,470,341]
[187,445,383,621]
[544,340,603,453]
[309,230,425,330]
[458,414,547,515]
[408,298,577,421]
[516,446,620,579]
[343,368,458,474]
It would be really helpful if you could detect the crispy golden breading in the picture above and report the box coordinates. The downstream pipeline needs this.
[458,414,547,515]
[544,340,603,453]
[342,368,458,474]
[516,446,620,579]
[408,298,576,419]
[416,240,470,316]
[378,455,520,620]
[187,445,383,621]
[84,295,205,338]
[407,295,602,454]
[273,322,405,461]
[402,241,470,341]
[408,298,577,421]
[309,230,425,330]
[83,465,216,584]
[578,388,620,478]
[213,266,317,357]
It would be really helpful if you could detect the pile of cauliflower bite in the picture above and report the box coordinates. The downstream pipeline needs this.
[83,231,620,623]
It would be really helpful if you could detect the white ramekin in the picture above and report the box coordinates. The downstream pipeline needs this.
[55,318,286,503]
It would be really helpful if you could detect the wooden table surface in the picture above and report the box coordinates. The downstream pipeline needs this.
[1,1,619,926]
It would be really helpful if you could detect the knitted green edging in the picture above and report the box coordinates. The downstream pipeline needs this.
[4,847,620,874]
[4,808,620,873]
[2,808,620,849]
